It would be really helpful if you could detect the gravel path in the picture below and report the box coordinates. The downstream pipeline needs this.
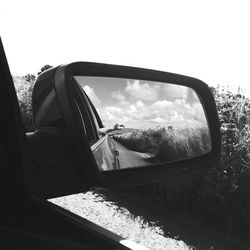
[50,191,192,250]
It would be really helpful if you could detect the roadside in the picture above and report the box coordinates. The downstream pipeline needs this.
[50,189,249,250]
[98,189,250,250]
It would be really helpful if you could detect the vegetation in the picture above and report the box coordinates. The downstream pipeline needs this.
[37,64,53,75]
[13,74,36,132]
[13,65,52,132]
[194,86,250,232]
[113,127,211,162]
[13,71,250,243]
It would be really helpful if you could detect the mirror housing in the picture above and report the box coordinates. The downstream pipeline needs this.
[28,62,221,197]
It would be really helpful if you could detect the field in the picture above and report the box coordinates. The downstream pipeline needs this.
[113,127,211,163]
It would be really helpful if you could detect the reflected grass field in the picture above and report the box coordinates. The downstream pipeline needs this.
[113,127,211,162]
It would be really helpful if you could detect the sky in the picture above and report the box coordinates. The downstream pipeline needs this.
[1,0,250,96]
[75,76,207,129]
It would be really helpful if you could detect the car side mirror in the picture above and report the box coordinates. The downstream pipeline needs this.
[73,76,212,170]
[29,62,221,196]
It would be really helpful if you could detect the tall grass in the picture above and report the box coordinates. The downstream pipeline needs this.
[195,87,250,230]
[113,127,211,162]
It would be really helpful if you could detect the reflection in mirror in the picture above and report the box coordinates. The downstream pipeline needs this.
[73,77,211,171]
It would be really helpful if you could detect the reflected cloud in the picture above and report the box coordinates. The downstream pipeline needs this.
[83,85,101,107]
[111,90,126,101]
[80,78,207,130]
[163,84,189,99]
[125,80,159,101]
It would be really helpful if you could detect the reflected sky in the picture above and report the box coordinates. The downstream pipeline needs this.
[74,76,208,130]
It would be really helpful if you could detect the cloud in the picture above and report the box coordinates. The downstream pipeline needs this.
[80,78,206,129]
[188,88,200,104]
[192,102,207,124]
[97,96,207,129]
[125,80,159,101]
[120,100,130,106]
[163,84,189,99]
[136,100,144,108]
[149,117,165,123]
[105,106,122,113]
[111,91,126,101]
[82,85,101,107]
[152,100,172,109]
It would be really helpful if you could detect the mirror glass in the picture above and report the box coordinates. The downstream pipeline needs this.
[74,76,211,171]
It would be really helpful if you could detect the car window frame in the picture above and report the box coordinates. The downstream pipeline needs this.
[72,79,101,145]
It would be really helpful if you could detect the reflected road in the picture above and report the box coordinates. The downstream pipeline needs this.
[110,137,152,169]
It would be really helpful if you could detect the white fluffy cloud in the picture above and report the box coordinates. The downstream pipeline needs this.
[152,100,172,109]
[81,81,207,130]
[136,100,144,108]
[125,80,159,101]
[98,98,207,129]
[111,91,126,101]
[83,85,101,107]
[163,84,189,99]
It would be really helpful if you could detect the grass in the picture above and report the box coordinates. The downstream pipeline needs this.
[113,127,211,163]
